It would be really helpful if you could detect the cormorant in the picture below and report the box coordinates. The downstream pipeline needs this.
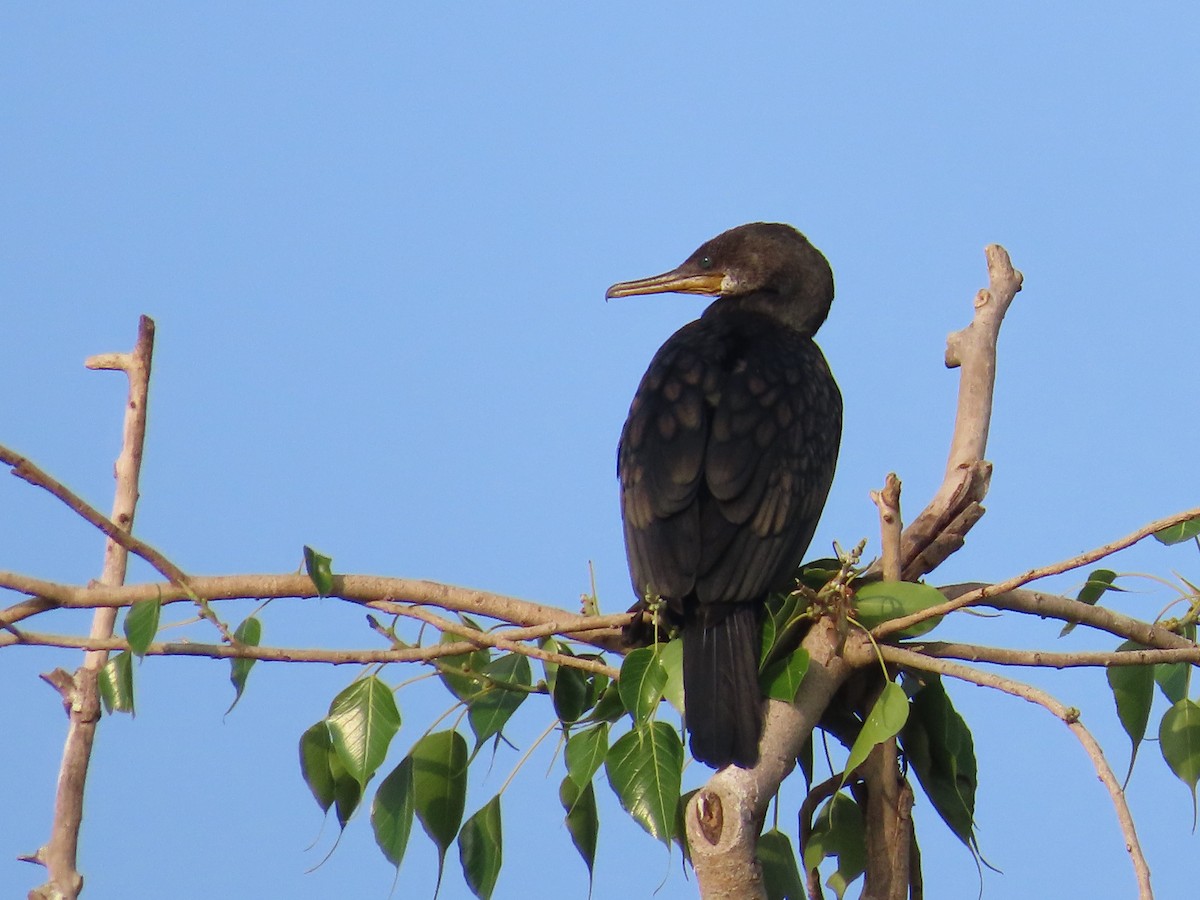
[608,222,842,769]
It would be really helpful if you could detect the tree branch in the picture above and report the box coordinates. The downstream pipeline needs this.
[888,244,1023,581]
[0,614,630,676]
[873,507,1200,640]
[946,583,1193,650]
[0,572,631,653]
[870,473,902,582]
[386,604,620,678]
[873,644,1153,900]
[906,640,1200,668]
[29,316,155,900]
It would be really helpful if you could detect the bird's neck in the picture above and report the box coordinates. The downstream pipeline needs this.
[703,290,830,338]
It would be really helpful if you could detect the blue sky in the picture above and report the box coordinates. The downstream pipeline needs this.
[2,4,1198,898]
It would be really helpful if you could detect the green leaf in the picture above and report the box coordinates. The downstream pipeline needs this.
[1157,622,1195,703]
[299,721,337,814]
[1106,641,1155,785]
[227,615,262,714]
[123,597,161,657]
[842,681,909,783]
[1156,662,1190,704]
[328,745,364,828]
[438,633,492,703]
[326,676,402,788]
[659,639,685,714]
[1077,568,1120,605]
[468,653,532,748]
[548,647,590,725]
[584,669,610,711]
[797,733,814,792]
[900,674,978,852]
[371,756,415,869]
[98,650,135,715]
[303,545,334,596]
[565,723,610,788]
[798,558,841,591]
[1153,517,1200,545]
[761,648,809,702]
[757,828,806,900]
[802,793,865,898]
[761,590,811,669]
[674,789,697,864]
[618,646,668,722]
[1159,698,1200,827]
[559,776,598,882]
[412,728,469,888]
[458,794,503,900]
[589,683,627,723]
[604,720,682,843]
[853,581,945,638]
[1060,569,1122,636]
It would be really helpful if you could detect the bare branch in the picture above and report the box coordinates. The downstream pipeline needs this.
[908,640,1200,668]
[875,644,1153,900]
[0,572,631,652]
[388,605,620,678]
[870,473,902,582]
[874,506,1200,640]
[2,614,629,676]
[29,316,155,900]
[888,245,1023,581]
[0,445,188,590]
[948,584,1193,650]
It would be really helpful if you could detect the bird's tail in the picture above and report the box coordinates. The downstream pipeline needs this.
[683,602,764,769]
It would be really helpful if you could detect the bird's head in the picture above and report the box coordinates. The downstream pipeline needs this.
[605,222,834,335]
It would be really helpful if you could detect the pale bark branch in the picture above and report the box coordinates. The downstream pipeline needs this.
[873,507,1200,640]
[0,613,630,676]
[874,644,1153,900]
[0,572,630,652]
[29,316,155,900]
[948,583,1193,650]
[906,640,1200,668]
[885,244,1023,582]
[384,605,620,678]
[870,473,902,582]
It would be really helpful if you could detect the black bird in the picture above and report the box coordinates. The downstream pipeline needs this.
[609,222,842,769]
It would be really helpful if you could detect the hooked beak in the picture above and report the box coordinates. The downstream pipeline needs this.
[605,268,726,300]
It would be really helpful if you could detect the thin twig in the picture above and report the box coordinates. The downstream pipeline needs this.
[394,605,619,679]
[908,640,1200,668]
[0,445,187,589]
[873,506,1200,640]
[0,621,624,676]
[798,772,844,900]
[0,441,238,643]
[874,644,1153,900]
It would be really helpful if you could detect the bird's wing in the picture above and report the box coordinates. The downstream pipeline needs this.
[618,322,715,601]
[619,317,841,606]
[696,332,841,603]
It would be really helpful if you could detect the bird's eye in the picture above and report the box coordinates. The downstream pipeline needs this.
[699,256,713,270]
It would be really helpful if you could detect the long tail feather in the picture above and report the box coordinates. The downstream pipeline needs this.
[683,603,763,769]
